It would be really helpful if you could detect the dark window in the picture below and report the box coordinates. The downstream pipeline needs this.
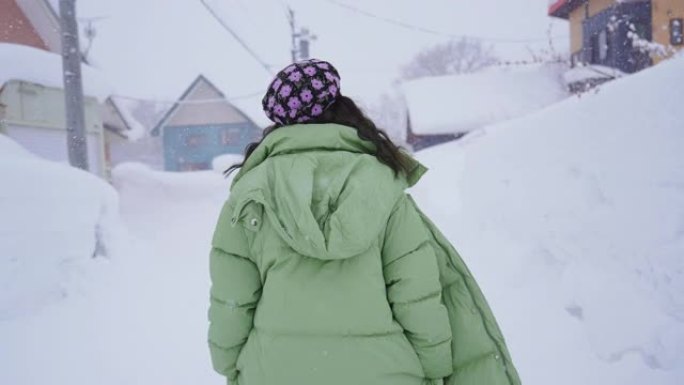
[221,127,242,145]
[672,18,683,46]
[185,133,206,147]
[590,33,600,64]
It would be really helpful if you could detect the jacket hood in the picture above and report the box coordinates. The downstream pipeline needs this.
[229,124,427,261]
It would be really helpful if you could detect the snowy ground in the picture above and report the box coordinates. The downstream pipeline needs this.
[0,135,125,321]
[2,57,683,384]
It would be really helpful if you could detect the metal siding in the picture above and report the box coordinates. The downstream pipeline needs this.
[1,80,102,131]
[5,123,104,175]
[0,81,106,176]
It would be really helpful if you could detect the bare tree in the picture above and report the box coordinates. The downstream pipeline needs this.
[401,37,498,80]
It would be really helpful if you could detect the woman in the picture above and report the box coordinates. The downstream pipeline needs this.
[208,59,520,385]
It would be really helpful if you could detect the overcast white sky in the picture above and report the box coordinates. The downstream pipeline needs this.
[70,0,568,120]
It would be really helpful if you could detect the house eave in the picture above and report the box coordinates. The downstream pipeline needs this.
[548,0,585,19]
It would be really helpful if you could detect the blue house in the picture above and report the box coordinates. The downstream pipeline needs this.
[151,75,261,172]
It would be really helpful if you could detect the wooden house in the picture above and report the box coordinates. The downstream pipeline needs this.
[151,75,261,172]
[549,0,683,74]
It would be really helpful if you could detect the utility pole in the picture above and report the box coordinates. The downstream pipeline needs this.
[59,0,89,171]
[287,8,315,62]
[288,7,297,62]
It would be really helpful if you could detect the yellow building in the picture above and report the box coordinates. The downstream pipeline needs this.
[549,0,683,72]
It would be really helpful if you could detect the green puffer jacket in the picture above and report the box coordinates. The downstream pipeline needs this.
[208,124,520,385]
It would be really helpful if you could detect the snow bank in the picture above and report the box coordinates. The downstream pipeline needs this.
[1,161,229,385]
[0,43,112,101]
[111,162,230,201]
[0,134,127,320]
[212,153,244,173]
[402,63,569,135]
[412,55,684,384]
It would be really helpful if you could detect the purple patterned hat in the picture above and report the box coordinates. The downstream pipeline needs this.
[262,59,341,125]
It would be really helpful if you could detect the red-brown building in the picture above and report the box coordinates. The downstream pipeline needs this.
[0,0,61,53]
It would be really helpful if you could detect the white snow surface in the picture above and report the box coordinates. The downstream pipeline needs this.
[0,134,127,320]
[0,43,113,101]
[212,153,246,174]
[402,63,569,135]
[0,162,230,385]
[412,56,684,384]
[2,57,683,385]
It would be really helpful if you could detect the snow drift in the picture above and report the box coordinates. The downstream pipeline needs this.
[413,56,684,384]
[1,162,229,385]
[0,134,127,319]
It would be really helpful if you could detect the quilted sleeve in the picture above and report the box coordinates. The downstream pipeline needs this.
[208,201,262,382]
[382,194,453,380]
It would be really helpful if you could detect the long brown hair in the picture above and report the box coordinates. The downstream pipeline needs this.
[225,95,410,177]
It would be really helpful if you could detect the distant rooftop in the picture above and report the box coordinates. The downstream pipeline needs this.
[402,63,569,135]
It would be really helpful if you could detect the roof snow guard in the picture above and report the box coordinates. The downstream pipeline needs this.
[548,0,585,19]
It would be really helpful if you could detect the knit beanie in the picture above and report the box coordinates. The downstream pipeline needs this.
[262,59,341,125]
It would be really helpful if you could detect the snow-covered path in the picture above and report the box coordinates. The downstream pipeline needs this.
[106,164,231,385]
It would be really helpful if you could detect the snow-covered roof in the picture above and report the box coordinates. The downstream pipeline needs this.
[0,43,112,101]
[107,97,148,141]
[401,63,569,135]
[152,75,263,134]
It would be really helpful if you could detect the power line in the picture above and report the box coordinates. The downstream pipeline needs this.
[323,0,568,44]
[108,90,264,106]
[200,0,274,74]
